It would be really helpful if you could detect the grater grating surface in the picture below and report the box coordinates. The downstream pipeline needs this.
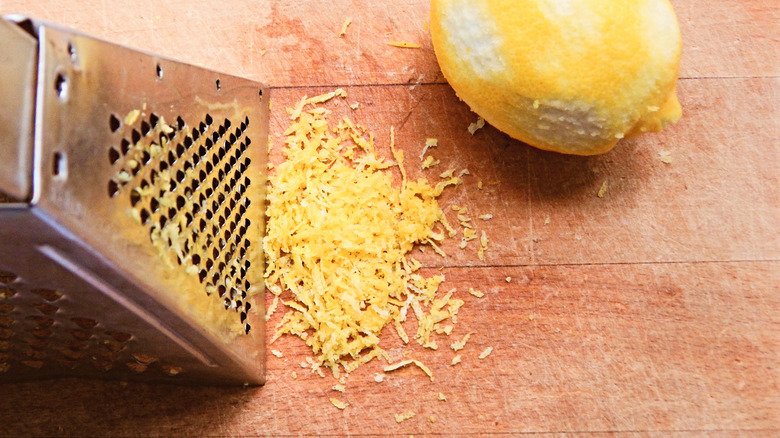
[0,16,268,385]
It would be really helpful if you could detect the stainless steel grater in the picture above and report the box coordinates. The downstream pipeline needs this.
[0,16,268,385]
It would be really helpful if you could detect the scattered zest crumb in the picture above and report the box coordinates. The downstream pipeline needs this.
[478,214,493,221]
[468,288,484,298]
[478,230,489,261]
[429,416,436,423]
[544,216,550,225]
[597,180,608,198]
[349,102,360,110]
[388,41,421,48]
[394,411,416,423]
[271,349,283,358]
[422,155,440,169]
[330,398,349,410]
[332,384,346,392]
[383,359,434,381]
[291,371,297,379]
[478,346,494,359]
[265,295,279,321]
[374,374,386,383]
[339,17,352,37]
[659,151,672,164]
[420,138,438,160]
[505,277,512,283]
[451,355,462,366]
[450,332,473,351]
[438,392,447,401]
[468,117,486,134]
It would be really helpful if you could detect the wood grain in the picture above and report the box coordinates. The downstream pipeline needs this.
[1,262,777,436]
[4,0,778,87]
[0,0,778,436]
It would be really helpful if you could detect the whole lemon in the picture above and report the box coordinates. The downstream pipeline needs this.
[430,0,683,155]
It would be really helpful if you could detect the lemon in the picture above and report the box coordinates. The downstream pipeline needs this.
[430,0,683,155]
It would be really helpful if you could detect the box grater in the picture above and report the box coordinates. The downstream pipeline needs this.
[0,16,268,385]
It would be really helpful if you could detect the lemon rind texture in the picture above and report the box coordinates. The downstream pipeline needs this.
[431,0,683,155]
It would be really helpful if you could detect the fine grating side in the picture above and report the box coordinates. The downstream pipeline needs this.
[108,110,256,336]
[0,16,268,385]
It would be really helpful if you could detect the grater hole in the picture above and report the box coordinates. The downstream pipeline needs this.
[22,360,44,369]
[70,329,92,341]
[55,73,69,100]
[67,339,87,350]
[92,359,113,372]
[108,147,121,165]
[0,287,16,300]
[27,315,54,328]
[25,337,49,350]
[61,349,83,360]
[215,79,221,91]
[149,112,160,128]
[161,364,183,377]
[108,114,122,132]
[120,138,131,155]
[177,116,185,130]
[108,180,120,197]
[205,114,213,125]
[102,340,125,353]
[31,302,59,316]
[24,348,47,360]
[126,362,148,373]
[95,349,120,362]
[0,316,13,328]
[132,353,158,365]
[131,129,141,144]
[130,189,141,207]
[31,288,62,302]
[156,63,163,79]
[29,328,52,339]
[0,271,17,284]
[245,323,251,335]
[106,330,132,343]
[71,317,98,329]
[141,120,152,136]
[140,209,151,224]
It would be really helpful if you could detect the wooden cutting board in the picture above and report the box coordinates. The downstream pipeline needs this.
[1,0,777,436]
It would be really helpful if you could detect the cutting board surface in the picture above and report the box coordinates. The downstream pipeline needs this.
[0,1,778,436]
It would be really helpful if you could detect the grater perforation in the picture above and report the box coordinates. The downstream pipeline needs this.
[0,16,268,385]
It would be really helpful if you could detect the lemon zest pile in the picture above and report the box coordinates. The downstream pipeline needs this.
[264,92,463,376]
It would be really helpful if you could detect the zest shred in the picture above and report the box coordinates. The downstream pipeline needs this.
[264,91,466,378]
